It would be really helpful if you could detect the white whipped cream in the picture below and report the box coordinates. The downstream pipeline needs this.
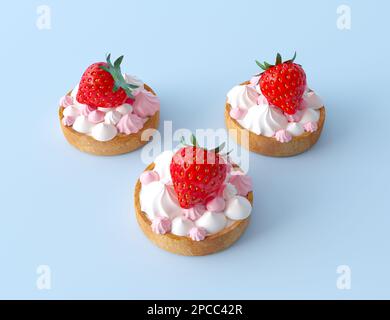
[140,181,182,220]
[227,85,258,110]
[153,151,175,184]
[286,122,304,136]
[227,84,323,140]
[239,103,288,137]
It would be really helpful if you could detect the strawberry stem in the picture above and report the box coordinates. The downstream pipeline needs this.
[180,134,226,154]
[99,53,138,98]
[255,52,298,71]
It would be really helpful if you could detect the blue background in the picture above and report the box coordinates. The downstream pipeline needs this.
[1,0,389,299]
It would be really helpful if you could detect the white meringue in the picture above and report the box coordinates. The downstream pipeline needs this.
[72,115,93,134]
[104,110,122,125]
[196,211,227,235]
[90,123,118,142]
[224,196,252,220]
[63,105,79,118]
[286,122,305,136]
[171,217,194,236]
[299,108,320,124]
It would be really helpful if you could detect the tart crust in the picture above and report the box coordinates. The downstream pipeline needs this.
[134,163,253,256]
[225,82,326,157]
[59,84,160,156]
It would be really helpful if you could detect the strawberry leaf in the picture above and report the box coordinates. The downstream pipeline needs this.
[286,52,297,63]
[99,53,138,99]
[264,61,272,69]
[256,60,267,71]
[114,55,124,68]
[212,142,226,154]
[275,53,282,65]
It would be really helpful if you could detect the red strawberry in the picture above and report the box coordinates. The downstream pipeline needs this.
[256,52,306,115]
[76,54,139,108]
[170,135,228,209]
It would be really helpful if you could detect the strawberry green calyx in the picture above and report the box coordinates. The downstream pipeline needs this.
[255,52,297,71]
[180,134,226,154]
[99,54,138,98]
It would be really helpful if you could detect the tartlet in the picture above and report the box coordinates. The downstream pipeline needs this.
[59,54,160,156]
[134,137,254,256]
[225,53,325,157]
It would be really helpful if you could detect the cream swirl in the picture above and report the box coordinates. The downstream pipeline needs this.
[116,113,145,135]
[229,171,253,197]
[183,204,206,221]
[189,227,207,241]
[227,85,258,110]
[133,89,160,118]
[238,103,288,137]
[228,83,323,139]
[140,181,182,220]
[151,217,172,235]
[104,110,122,125]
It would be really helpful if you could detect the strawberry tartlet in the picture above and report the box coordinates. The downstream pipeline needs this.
[59,54,160,156]
[134,135,254,256]
[225,53,325,157]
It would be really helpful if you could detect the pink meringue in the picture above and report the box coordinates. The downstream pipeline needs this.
[151,217,172,235]
[62,115,75,126]
[80,104,96,116]
[304,121,318,133]
[275,129,292,143]
[183,204,206,221]
[230,107,247,120]
[88,110,105,124]
[133,89,160,118]
[206,197,226,212]
[229,172,253,197]
[60,95,74,108]
[140,171,160,186]
[116,113,145,135]
[189,227,207,241]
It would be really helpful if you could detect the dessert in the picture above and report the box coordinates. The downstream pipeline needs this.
[59,54,160,156]
[225,53,325,157]
[134,135,254,256]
